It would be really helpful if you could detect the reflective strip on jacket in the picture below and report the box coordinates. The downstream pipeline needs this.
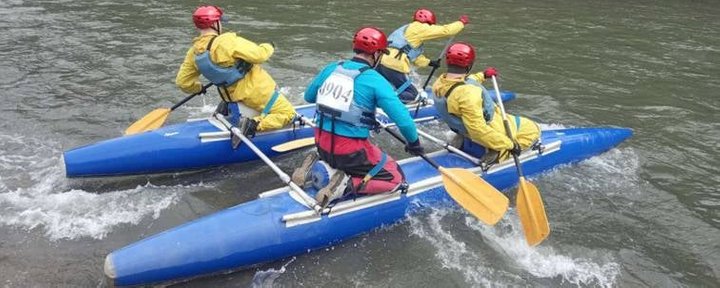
[379,21,465,74]
[305,59,419,142]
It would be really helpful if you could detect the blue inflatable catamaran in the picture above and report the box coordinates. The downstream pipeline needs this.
[64,92,514,178]
[103,124,632,286]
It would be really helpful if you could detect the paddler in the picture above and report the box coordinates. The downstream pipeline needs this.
[297,27,425,208]
[432,42,541,164]
[175,5,296,138]
[377,8,468,103]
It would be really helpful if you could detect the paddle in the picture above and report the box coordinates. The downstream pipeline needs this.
[490,75,549,246]
[421,36,455,90]
[272,137,315,153]
[415,129,483,167]
[270,114,434,153]
[381,122,508,225]
[213,113,323,213]
[413,37,456,118]
[125,83,214,135]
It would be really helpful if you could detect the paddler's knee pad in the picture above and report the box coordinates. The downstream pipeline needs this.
[310,160,338,190]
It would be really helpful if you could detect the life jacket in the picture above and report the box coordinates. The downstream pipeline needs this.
[195,35,252,87]
[387,24,425,62]
[316,62,377,129]
[433,81,496,136]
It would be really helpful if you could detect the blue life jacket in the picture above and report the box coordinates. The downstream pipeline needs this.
[195,35,252,87]
[466,78,496,122]
[433,81,496,136]
[388,25,425,62]
[316,62,377,129]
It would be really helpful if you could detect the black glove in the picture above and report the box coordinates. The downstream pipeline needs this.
[199,84,209,95]
[215,102,229,116]
[428,59,441,68]
[239,117,259,138]
[404,139,425,156]
[510,141,522,156]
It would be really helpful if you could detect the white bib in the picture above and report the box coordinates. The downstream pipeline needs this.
[316,72,355,112]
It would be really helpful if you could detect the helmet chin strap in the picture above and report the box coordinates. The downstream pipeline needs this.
[213,21,222,34]
[372,53,383,68]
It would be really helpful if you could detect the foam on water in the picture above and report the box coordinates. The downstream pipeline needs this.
[409,209,620,287]
[406,147,639,287]
[468,212,620,287]
[0,134,202,241]
[251,257,295,288]
[182,93,218,118]
[541,147,643,204]
[408,210,507,286]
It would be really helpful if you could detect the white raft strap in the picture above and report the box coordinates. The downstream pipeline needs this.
[281,140,561,228]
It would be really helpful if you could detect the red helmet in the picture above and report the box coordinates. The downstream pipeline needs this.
[352,27,389,54]
[413,8,437,25]
[193,6,223,29]
[446,42,476,68]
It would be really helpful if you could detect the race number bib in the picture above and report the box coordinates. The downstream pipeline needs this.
[316,72,355,112]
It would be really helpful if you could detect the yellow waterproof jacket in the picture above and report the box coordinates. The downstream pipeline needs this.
[175,32,296,131]
[380,21,465,74]
[432,74,540,153]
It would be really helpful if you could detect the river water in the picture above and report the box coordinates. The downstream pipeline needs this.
[0,0,718,287]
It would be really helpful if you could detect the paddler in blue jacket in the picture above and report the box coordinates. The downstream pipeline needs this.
[298,27,425,208]
[432,42,541,163]
[377,8,468,103]
[175,6,296,138]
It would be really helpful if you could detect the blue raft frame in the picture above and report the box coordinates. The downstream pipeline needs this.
[104,126,632,286]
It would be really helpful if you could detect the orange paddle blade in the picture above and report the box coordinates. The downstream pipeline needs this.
[271,137,315,153]
[124,108,171,135]
[439,167,509,225]
[516,177,550,246]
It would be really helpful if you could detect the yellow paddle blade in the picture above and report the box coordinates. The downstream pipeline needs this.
[516,177,550,246]
[124,108,171,135]
[271,137,315,153]
[438,167,509,225]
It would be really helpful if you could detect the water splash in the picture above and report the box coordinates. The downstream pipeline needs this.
[409,208,620,287]
[408,209,505,287]
[468,212,620,287]
[539,123,570,131]
[0,133,200,240]
[182,93,218,118]
[251,257,296,288]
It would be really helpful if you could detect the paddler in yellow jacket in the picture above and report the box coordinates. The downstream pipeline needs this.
[175,5,296,137]
[432,42,541,163]
[377,8,468,103]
